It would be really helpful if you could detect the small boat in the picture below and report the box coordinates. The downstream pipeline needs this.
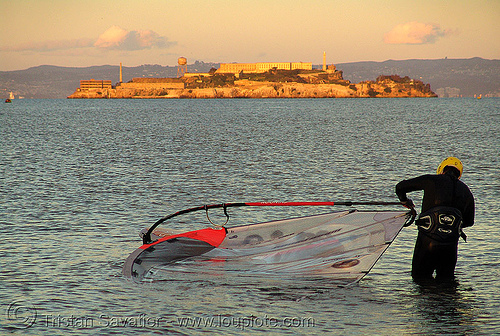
[5,99,11,103]
[123,201,415,283]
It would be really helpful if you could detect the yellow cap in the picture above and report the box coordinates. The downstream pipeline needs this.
[437,157,463,179]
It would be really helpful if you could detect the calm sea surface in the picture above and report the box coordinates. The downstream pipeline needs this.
[1,98,499,335]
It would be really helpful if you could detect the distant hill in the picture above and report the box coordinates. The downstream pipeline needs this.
[1,58,498,98]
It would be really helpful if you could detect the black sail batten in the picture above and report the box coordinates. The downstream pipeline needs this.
[143,203,247,244]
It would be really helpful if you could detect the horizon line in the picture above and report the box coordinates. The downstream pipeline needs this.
[1,56,497,72]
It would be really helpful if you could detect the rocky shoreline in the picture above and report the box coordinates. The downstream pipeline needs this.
[68,72,437,99]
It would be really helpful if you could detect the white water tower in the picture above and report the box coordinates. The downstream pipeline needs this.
[177,57,187,77]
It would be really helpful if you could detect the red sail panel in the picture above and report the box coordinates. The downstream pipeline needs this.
[140,227,226,250]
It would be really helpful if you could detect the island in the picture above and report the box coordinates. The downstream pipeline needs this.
[67,63,437,99]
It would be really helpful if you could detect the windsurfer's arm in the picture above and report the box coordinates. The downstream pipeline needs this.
[395,176,427,206]
[396,179,416,202]
[462,190,475,228]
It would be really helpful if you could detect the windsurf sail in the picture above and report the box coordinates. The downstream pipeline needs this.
[123,202,415,283]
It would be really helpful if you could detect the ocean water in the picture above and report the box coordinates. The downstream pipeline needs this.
[1,98,499,335]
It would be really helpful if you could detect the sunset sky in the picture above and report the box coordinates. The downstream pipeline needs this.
[1,0,499,71]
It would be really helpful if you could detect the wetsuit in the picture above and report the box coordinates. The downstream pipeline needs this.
[395,172,475,280]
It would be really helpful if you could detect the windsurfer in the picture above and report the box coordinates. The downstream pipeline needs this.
[396,157,475,282]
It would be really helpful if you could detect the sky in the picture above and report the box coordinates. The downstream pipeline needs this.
[0,0,499,71]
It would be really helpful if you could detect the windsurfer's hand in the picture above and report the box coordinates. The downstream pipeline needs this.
[401,198,415,209]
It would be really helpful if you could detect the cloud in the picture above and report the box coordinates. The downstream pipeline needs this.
[94,26,175,50]
[0,26,175,52]
[384,22,452,44]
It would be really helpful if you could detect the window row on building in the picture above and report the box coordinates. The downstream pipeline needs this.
[217,62,312,74]
[80,80,113,90]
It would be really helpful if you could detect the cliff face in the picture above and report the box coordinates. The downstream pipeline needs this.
[67,72,437,99]
[176,80,435,98]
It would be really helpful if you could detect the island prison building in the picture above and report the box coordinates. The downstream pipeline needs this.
[217,62,312,74]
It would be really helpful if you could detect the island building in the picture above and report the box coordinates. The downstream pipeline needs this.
[117,77,184,89]
[71,53,339,94]
[79,79,113,89]
[217,62,312,74]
